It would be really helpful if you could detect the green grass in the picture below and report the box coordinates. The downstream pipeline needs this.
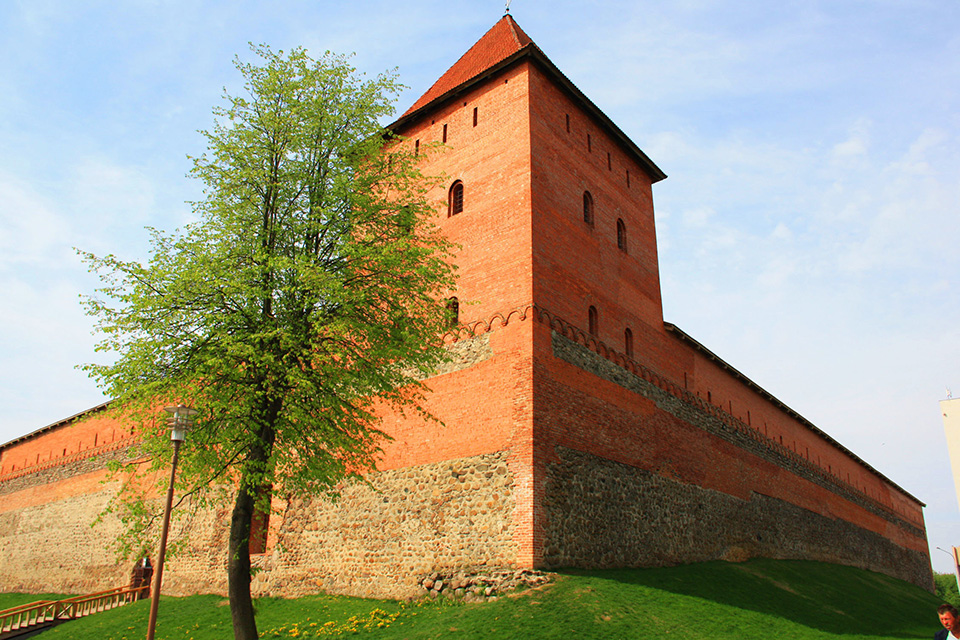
[0,592,73,610]
[18,560,947,639]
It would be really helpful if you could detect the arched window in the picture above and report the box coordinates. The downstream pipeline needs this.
[617,218,627,252]
[448,181,464,217]
[582,191,594,226]
[588,305,598,336]
[624,328,634,358]
[445,297,459,327]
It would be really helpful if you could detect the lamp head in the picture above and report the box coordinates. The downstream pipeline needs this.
[163,404,197,442]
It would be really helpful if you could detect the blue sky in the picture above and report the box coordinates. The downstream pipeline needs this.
[1,0,959,572]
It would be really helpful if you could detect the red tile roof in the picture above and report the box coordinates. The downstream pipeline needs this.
[392,15,668,184]
[401,14,535,117]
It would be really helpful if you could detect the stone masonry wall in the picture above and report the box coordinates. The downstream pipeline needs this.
[0,472,130,594]
[254,451,516,599]
[543,447,931,589]
[0,451,516,600]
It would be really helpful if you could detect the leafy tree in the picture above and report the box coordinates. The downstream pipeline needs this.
[80,45,455,640]
[935,573,960,608]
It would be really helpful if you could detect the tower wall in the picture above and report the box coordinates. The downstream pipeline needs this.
[528,62,664,335]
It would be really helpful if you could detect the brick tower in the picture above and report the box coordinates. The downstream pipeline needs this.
[380,13,931,587]
[0,15,932,598]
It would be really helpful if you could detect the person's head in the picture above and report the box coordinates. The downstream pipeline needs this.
[939,603,960,631]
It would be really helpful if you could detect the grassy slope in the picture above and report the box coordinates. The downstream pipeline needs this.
[29,560,944,639]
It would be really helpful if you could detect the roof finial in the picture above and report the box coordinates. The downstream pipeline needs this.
[505,0,512,15]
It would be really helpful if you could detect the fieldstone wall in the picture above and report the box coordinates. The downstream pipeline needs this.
[0,451,517,599]
[543,445,932,590]
[248,451,517,599]
[431,333,493,377]
[0,476,129,594]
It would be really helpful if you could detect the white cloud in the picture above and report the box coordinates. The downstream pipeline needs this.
[832,119,871,160]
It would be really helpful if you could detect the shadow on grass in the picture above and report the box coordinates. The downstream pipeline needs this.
[555,559,940,638]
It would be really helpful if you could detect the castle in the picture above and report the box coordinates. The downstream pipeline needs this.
[0,15,933,597]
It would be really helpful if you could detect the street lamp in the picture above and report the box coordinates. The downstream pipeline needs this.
[936,546,960,594]
[146,404,197,640]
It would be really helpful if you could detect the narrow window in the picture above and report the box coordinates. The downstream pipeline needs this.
[565,114,570,133]
[442,123,448,143]
[446,297,460,327]
[582,191,594,226]
[626,170,631,188]
[473,107,478,127]
[449,181,464,217]
[415,139,420,156]
[587,134,592,152]
[607,152,611,170]
[624,328,634,357]
[588,306,598,336]
[617,218,627,252]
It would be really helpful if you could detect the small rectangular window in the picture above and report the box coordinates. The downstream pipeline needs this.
[473,107,478,127]
[587,134,592,152]
[415,139,420,156]
[565,114,570,133]
[626,170,630,188]
[442,123,448,143]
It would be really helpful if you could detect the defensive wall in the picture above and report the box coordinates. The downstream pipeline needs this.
[0,307,932,597]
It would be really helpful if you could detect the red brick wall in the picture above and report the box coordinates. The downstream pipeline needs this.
[528,64,664,336]
[393,62,535,324]
[0,408,137,478]
[534,322,928,559]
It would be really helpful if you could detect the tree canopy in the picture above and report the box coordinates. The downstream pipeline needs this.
[80,45,455,639]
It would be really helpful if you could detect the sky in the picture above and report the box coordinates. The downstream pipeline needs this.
[1,0,958,571]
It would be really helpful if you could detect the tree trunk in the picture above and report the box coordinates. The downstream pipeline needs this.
[228,483,259,640]
[228,398,280,640]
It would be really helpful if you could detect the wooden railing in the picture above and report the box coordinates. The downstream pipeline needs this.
[0,585,148,639]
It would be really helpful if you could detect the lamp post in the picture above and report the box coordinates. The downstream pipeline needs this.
[936,546,960,594]
[146,404,197,640]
